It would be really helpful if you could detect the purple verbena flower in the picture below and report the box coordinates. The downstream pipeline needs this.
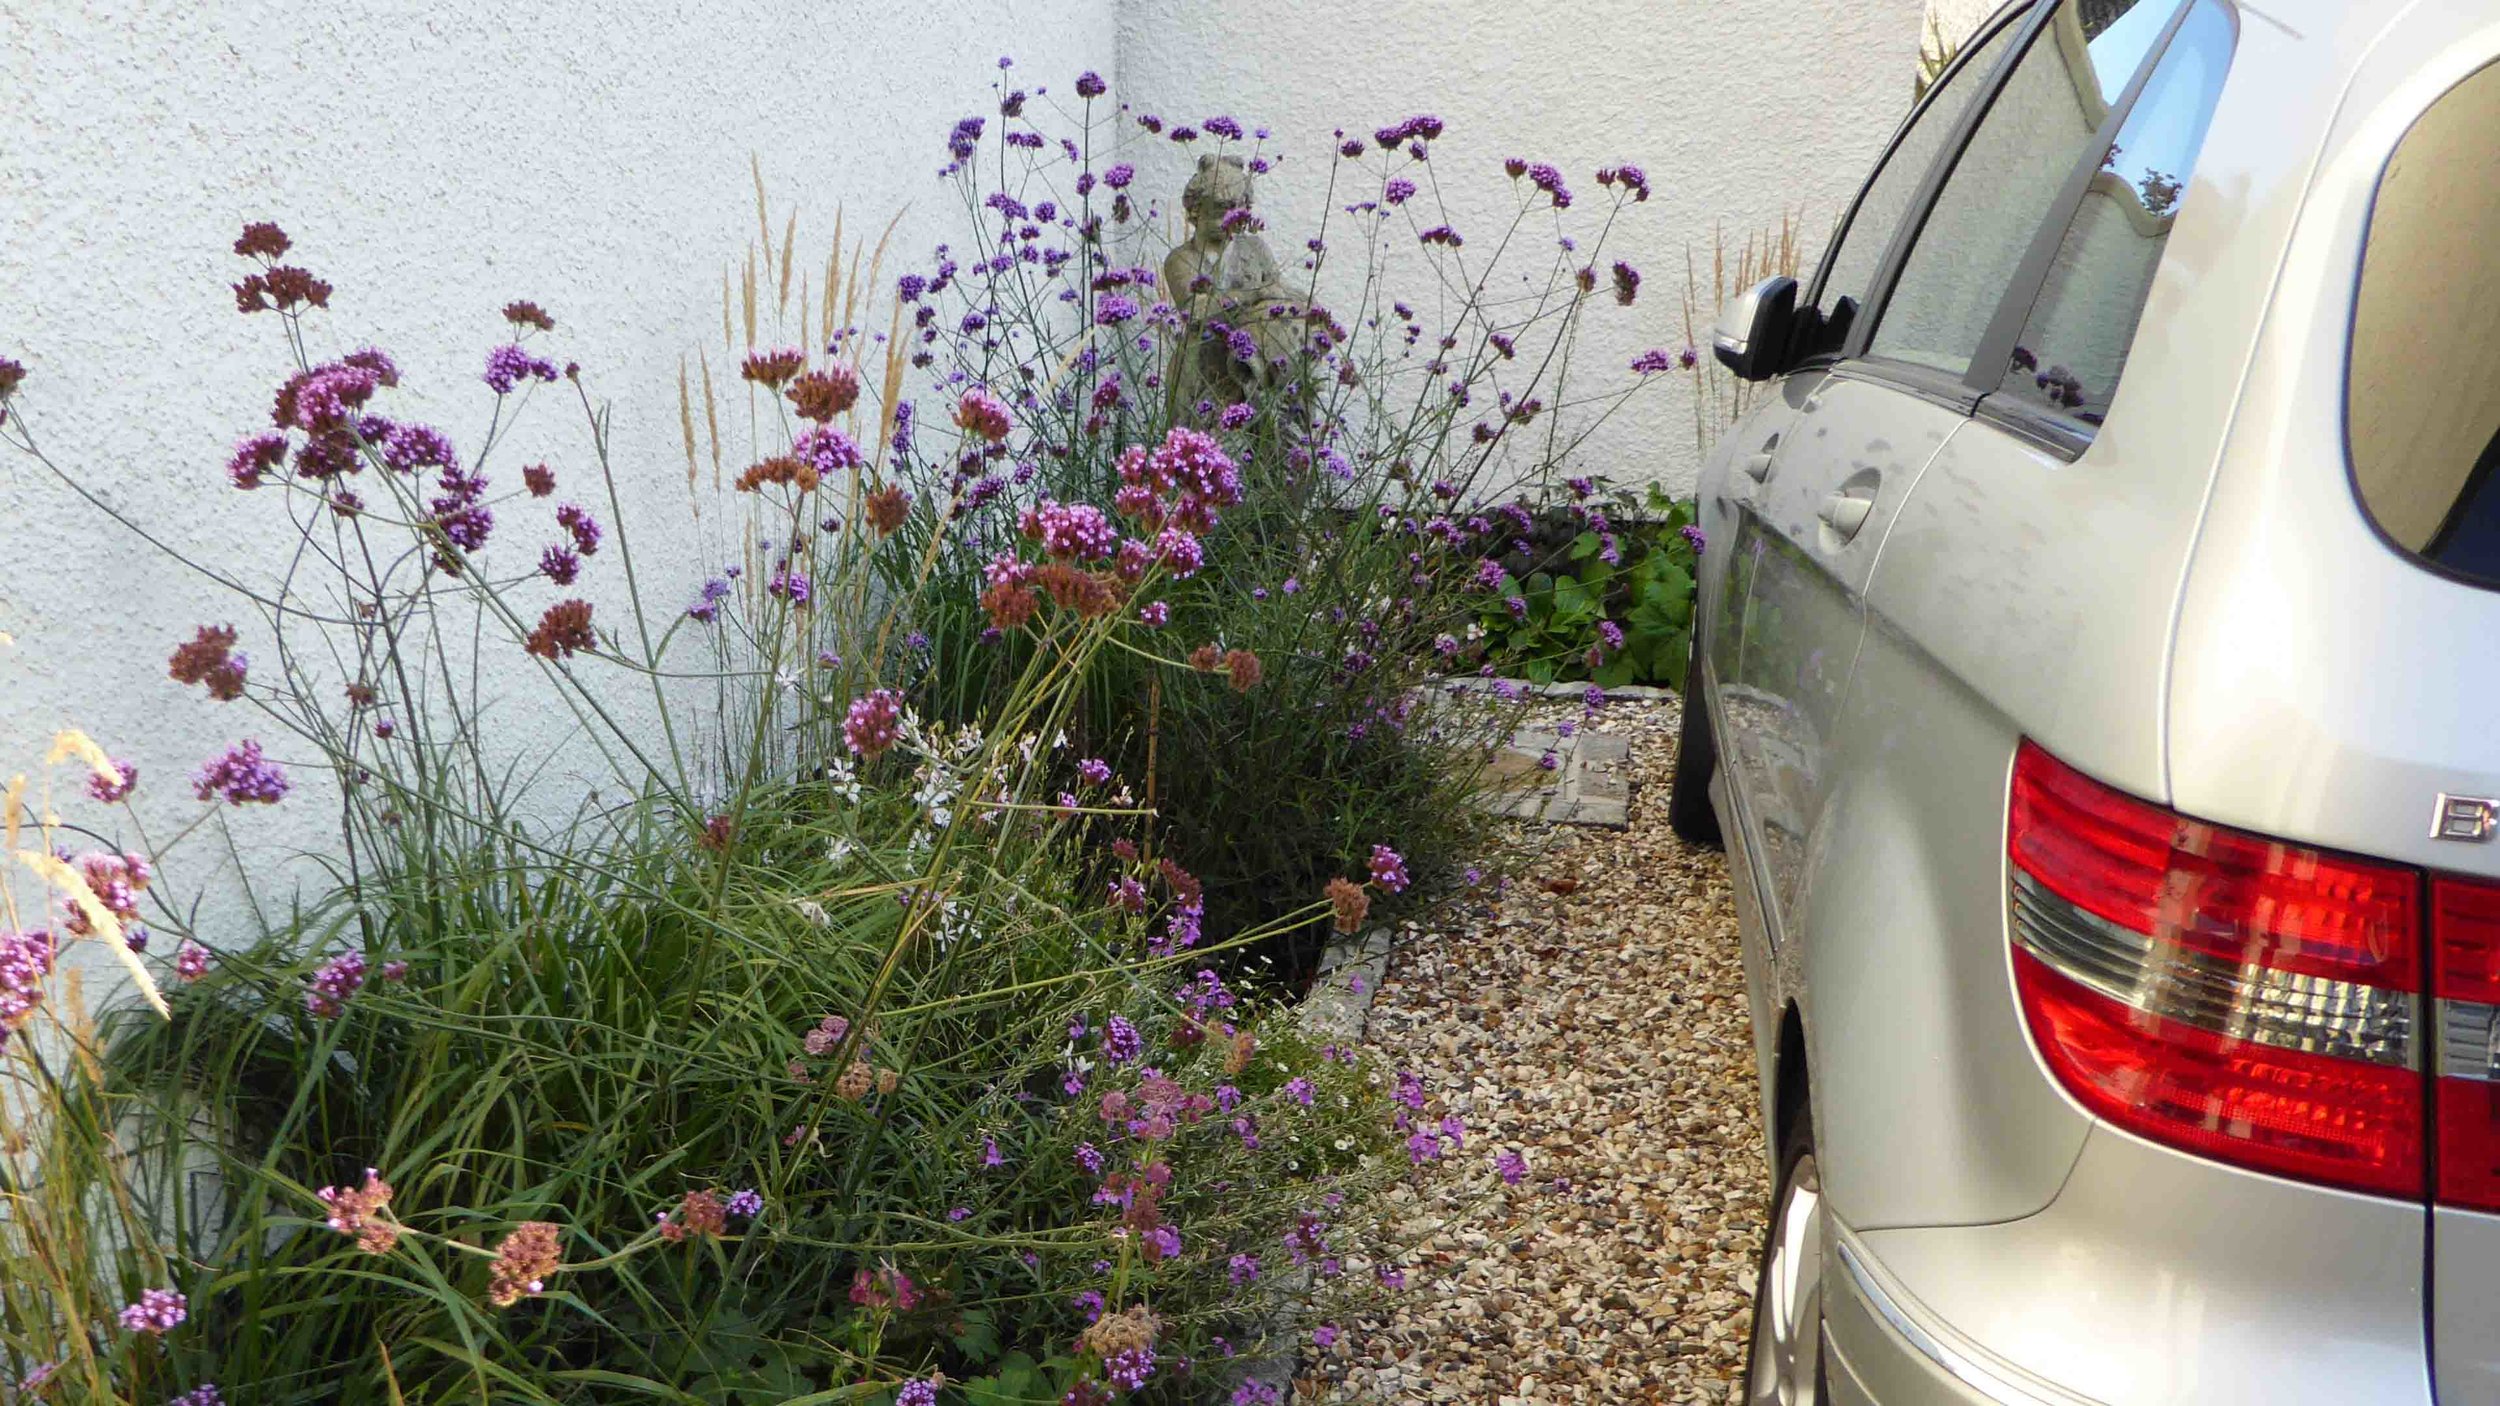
[193,740,288,806]
[117,1288,187,1335]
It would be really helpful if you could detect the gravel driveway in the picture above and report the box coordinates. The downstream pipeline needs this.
[1300,695,1770,1404]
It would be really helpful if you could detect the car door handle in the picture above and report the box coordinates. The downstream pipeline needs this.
[1818,491,1874,541]
[1740,452,1775,483]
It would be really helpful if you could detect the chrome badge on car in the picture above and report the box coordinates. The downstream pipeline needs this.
[2433,793,2500,842]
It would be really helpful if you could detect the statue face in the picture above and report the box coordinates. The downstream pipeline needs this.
[1183,159,1253,234]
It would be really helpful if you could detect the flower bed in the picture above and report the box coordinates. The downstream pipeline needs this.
[0,60,1694,1404]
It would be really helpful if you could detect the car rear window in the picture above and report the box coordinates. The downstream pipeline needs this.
[2349,61,2500,587]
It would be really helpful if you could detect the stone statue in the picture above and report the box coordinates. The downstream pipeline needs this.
[1162,153,1306,423]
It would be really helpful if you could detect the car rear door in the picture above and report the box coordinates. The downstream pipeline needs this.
[1711,4,2033,943]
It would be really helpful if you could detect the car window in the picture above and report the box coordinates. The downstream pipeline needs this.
[1996,0,2233,430]
[1792,11,2025,362]
[1871,0,2179,377]
[2349,60,2500,587]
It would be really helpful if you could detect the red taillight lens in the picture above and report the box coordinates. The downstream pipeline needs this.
[2009,741,2425,1197]
[2432,876,2500,1208]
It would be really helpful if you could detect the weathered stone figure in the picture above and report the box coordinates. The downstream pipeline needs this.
[1162,153,1303,422]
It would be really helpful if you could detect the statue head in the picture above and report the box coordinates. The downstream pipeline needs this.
[1182,154,1254,236]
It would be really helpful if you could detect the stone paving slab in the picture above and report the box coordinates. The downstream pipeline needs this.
[1479,727,1635,829]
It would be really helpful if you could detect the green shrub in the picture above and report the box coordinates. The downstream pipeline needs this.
[1464,482,1703,689]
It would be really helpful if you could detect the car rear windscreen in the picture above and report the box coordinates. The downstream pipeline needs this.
[2349,61,2500,586]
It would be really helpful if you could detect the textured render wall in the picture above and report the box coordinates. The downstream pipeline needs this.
[1928,0,2010,50]
[1116,0,1925,498]
[0,1,1117,958]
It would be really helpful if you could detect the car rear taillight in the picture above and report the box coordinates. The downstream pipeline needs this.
[2432,876,2500,1208]
[2008,741,2425,1196]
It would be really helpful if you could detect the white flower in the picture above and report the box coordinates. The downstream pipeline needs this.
[827,836,858,864]
[793,898,830,926]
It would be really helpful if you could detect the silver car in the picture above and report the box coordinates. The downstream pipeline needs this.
[1672,1,2500,1401]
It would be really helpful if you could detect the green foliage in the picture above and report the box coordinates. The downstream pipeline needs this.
[1468,484,1702,689]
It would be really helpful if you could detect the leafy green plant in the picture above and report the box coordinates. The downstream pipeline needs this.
[1464,483,1702,689]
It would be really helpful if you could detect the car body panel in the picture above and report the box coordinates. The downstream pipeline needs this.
[1697,0,2500,1400]
[1854,1124,2431,1405]
[1721,375,1968,947]
[2153,5,2500,1398]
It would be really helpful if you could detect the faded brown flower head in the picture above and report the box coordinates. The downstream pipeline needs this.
[981,579,1038,631]
[1187,643,1222,673]
[865,483,911,535]
[699,813,735,852]
[0,357,25,400]
[1325,876,1370,934]
[835,1060,874,1101]
[523,463,556,497]
[233,222,292,260]
[1076,1303,1160,1360]
[740,347,807,387]
[875,1066,902,1095]
[234,266,333,315]
[487,1221,563,1308]
[1223,648,1263,692]
[317,1167,401,1255]
[736,455,820,494]
[502,300,556,332]
[1575,265,1597,294]
[525,600,597,660]
[169,625,248,701]
[659,1188,728,1244]
[1221,1028,1258,1076]
[344,681,378,708]
[786,366,862,422]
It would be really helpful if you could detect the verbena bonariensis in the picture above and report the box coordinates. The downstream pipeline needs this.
[0,66,1562,1398]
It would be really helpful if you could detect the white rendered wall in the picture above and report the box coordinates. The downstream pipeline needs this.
[3,0,1929,974]
[1117,0,1926,499]
[0,0,1118,960]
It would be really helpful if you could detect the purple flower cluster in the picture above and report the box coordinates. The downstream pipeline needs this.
[86,757,138,804]
[192,739,289,806]
[1021,499,1119,560]
[483,344,559,394]
[686,577,731,623]
[1368,844,1410,893]
[726,1188,764,1219]
[1523,162,1572,209]
[1100,1013,1142,1065]
[554,502,602,555]
[540,545,581,585]
[843,689,903,758]
[0,927,56,1048]
[768,562,812,604]
[1372,114,1445,149]
[305,949,367,1019]
[117,1288,187,1335]
[1106,1347,1156,1392]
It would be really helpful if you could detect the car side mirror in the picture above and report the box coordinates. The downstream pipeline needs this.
[1712,275,1799,383]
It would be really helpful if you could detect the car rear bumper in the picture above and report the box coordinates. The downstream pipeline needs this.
[1825,1229,2098,1406]
[1820,1123,2434,1406]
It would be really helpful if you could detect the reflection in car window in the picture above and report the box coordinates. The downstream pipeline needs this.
[1871,0,2175,378]
[1998,0,2232,429]
[1794,12,2023,362]
[2350,60,2500,587]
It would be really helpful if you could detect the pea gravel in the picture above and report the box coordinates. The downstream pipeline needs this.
[1298,695,1770,1404]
